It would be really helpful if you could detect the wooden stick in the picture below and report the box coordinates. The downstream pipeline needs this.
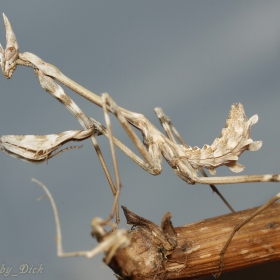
[109,203,280,279]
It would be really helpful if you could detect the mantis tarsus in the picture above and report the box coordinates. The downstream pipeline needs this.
[1,13,280,276]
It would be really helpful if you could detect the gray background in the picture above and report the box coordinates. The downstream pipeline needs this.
[0,1,280,279]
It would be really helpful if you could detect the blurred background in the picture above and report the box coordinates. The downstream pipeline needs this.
[0,1,280,279]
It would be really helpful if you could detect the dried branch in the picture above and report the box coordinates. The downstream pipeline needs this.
[109,203,280,280]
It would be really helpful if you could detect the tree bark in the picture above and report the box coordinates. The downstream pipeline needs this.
[108,202,280,279]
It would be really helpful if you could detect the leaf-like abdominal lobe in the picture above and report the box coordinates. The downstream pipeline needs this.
[185,103,262,173]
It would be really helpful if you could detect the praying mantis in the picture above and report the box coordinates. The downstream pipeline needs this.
[1,13,280,277]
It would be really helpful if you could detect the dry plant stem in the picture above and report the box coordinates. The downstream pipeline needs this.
[32,178,129,263]
[109,203,280,280]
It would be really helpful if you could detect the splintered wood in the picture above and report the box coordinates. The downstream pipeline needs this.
[109,204,280,280]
